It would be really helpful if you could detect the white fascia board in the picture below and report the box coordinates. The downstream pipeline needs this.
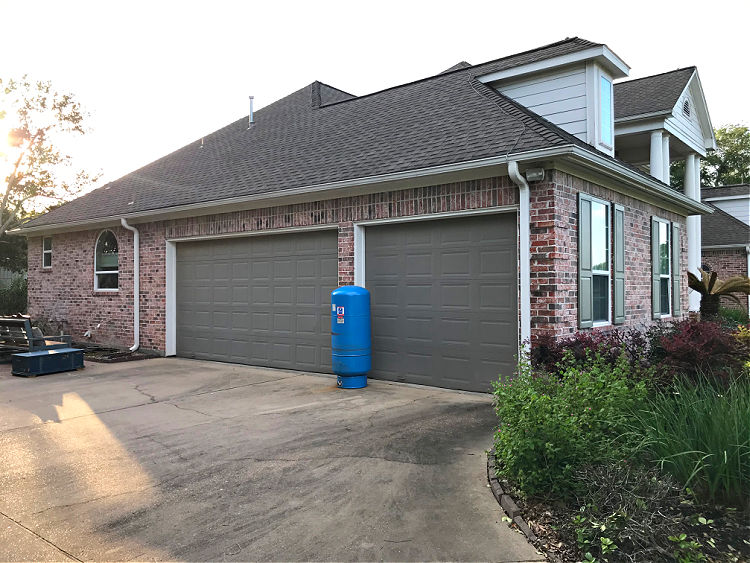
[614,118,667,136]
[13,146,567,236]
[663,119,708,157]
[702,243,749,250]
[566,146,712,215]
[477,45,629,85]
[614,111,671,124]
[16,143,710,236]
[702,194,750,202]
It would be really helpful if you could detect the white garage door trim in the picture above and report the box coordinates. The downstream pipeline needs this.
[353,205,521,360]
[165,224,338,357]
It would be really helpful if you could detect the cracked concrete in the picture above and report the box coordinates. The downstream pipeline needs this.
[0,358,542,562]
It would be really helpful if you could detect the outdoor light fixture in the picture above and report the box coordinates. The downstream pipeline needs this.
[525,168,545,182]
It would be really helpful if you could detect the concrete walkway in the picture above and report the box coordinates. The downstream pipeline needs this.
[0,358,542,562]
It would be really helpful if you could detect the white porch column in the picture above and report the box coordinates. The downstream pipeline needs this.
[685,153,702,312]
[662,134,671,184]
[650,130,664,181]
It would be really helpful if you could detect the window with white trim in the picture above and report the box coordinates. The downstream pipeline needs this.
[42,237,52,268]
[95,230,119,290]
[657,220,671,316]
[590,200,610,323]
[599,76,613,147]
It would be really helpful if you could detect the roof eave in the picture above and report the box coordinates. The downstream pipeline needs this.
[477,44,629,84]
[15,144,711,236]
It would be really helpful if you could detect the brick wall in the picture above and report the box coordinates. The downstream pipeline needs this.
[29,178,517,352]
[28,171,690,354]
[701,248,749,311]
[528,170,689,339]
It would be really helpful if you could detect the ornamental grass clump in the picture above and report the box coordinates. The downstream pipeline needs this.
[629,373,750,509]
[492,352,648,497]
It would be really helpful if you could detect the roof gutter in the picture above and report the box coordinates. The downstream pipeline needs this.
[14,144,711,235]
[120,218,140,352]
[508,161,531,354]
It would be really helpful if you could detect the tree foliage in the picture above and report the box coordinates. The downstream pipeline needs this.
[671,124,750,188]
[0,76,99,238]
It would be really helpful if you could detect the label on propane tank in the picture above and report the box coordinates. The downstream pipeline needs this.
[337,317,345,324]
[336,306,344,315]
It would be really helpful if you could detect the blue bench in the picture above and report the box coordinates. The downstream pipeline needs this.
[0,316,84,377]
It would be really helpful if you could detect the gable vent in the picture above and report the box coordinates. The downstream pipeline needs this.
[682,99,690,117]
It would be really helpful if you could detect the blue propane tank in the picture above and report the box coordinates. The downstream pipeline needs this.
[331,286,371,389]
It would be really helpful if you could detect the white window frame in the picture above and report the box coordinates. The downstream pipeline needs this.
[598,75,614,150]
[94,230,119,292]
[42,236,52,269]
[654,217,672,318]
[589,196,612,327]
[585,63,615,155]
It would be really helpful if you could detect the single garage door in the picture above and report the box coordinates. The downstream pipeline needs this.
[365,214,517,392]
[176,230,337,372]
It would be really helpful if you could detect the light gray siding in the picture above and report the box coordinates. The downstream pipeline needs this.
[666,86,704,152]
[496,67,588,140]
[705,198,750,226]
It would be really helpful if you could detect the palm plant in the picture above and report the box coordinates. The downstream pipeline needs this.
[687,269,750,320]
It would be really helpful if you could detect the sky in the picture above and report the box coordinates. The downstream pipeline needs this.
[2,0,749,188]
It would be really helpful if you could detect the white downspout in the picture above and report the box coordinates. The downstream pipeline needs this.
[120,218,140,352]
[508,161,531,354]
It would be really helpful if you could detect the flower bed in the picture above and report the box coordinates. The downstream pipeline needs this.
[493,318,750,562]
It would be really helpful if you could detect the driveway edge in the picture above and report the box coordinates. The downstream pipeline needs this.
[486,450,538,544]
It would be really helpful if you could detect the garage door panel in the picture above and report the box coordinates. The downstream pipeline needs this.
[366,214,517,392]
[176,230,337,372]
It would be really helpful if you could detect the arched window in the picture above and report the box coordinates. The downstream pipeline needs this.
[95,230,119,290]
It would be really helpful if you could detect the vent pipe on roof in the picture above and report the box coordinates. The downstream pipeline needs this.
[248,96,254,127]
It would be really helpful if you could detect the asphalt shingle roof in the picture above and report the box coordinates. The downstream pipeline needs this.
[614,67,695,120]
[702,203,750,247]
[25,37,632,230]
[702,184,750,200]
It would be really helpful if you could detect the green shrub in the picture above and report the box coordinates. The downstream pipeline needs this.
[0,277,27,315]
[629,373,750,509]
[492,352,648,497]
[719,306,749,329]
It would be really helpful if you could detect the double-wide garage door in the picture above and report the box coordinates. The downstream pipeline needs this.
[175,214,517,392]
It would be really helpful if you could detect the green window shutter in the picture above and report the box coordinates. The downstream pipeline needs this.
[613,204,625,324]
[672,223,681,316]
[651,217,661,320]
[578,194,593,329]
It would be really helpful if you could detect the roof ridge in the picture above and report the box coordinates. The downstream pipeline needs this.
[316,37,601,110]
[615,66,696,85]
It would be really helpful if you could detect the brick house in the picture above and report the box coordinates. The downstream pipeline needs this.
[18,38,716,392]
[700,185,750,311]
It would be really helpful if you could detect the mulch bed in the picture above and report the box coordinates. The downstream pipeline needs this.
[488,456,750,562]
[76,344,154,363]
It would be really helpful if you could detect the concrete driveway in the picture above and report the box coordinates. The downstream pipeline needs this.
[0,358,541,562]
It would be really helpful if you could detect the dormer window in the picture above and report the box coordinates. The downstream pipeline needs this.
[599,76,613,147]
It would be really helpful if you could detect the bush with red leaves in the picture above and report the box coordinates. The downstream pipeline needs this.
[654,319,748,382]
[531,319,748,386]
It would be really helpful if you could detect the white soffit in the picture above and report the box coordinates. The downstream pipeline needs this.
[477,45,630,84]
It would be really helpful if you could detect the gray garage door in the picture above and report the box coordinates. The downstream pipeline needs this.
[365,214,517,392]
[176,230,337,372]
